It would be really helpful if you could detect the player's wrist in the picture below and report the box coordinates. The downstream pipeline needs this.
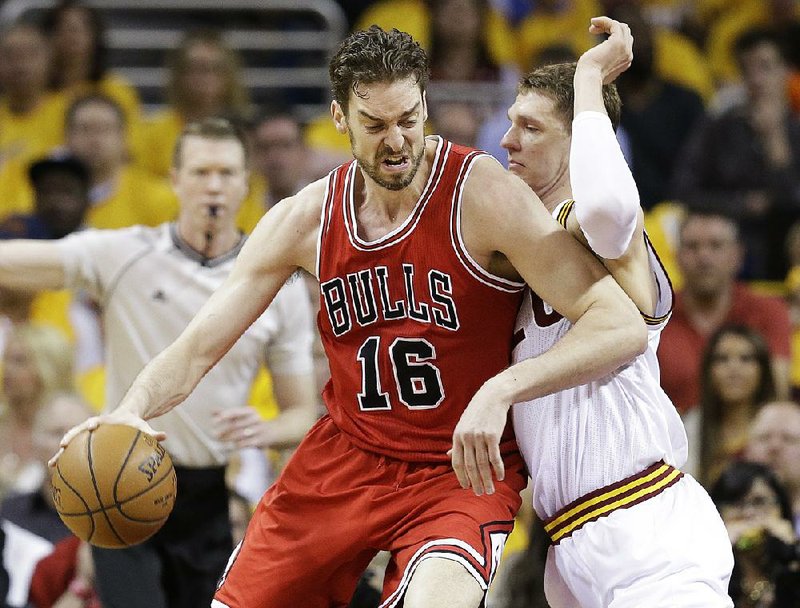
[573,62,606,116]
[574,59,605,81]
[484,370,518,410]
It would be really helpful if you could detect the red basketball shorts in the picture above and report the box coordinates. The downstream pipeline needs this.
[213,416,526,607]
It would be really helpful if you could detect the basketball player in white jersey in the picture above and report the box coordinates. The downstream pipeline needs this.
[451,17,734,607]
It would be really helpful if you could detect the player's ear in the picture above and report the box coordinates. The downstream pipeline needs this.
[421,91,428,123]
[331,101,348,135]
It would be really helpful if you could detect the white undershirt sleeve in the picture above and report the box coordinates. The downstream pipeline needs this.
[570,111,640,260]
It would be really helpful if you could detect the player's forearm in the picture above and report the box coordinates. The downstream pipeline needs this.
[117,337,214,420]
[497,285,646,404]
[573,61,606,116]
[0,241,67,291]
[571,65,639,260]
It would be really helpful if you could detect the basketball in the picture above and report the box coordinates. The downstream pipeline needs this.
[50,424,177,548]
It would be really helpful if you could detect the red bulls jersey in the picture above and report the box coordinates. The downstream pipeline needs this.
[316,136,524,462]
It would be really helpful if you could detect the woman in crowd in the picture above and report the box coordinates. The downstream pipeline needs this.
[139,29,251,178]
[0,324,74,498]
[42,0,142,139]
[710,461,800,607]
[685,324,776,484]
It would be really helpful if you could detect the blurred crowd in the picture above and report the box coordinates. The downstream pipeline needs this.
[0,0,798,607]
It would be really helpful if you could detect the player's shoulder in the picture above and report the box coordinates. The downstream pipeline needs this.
[464,154,535,206]
[244,176,332,272]
[460,155,542,235]
[270,175,330,226]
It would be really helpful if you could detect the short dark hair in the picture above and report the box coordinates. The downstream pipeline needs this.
[28,156,90,189]
[329,26,429,116]
[66,93,126,130]
[733,26,784,68]
[172,117,249,168]
[518,62,622,131]
[678,210,740,244]
[709,460,793,523]
[252,102,302,131]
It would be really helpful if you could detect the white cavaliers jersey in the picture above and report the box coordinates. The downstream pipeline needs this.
[58,223,314,468]
[512,200,688,519]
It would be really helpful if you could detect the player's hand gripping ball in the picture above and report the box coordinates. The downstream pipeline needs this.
[51,424,177,548]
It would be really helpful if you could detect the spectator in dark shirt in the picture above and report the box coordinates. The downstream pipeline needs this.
[710,461,800,608]
[0,157,90,240]
[672,27,800,280]
[610,4,706,210]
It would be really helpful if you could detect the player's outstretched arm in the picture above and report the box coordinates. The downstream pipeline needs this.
[570,16,640,260]
[0,240,68,291]
[569,17,661,313]
[451,159,647,495]
[51,183,325,465]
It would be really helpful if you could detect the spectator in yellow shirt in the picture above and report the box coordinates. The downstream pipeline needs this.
[0,94,178,229]
[41,0,143,153]
[66,94,178,229]
[138,29,251,180]
[0,22,69,172]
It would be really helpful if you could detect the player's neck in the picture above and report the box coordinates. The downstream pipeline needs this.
[539,185,573,213]
[356,147,431,224]
[533,172,571,213]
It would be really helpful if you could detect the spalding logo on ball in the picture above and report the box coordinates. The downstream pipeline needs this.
[51,424,177,548]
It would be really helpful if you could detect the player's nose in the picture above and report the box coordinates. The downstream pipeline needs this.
[500,129,517,150]
[385,125,404,151]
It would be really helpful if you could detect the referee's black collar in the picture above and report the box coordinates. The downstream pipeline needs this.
[169,223,246,268]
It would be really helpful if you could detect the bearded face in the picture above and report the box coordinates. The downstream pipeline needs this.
[337,77,428,192]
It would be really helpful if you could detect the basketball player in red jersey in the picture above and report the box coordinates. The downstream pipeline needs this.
[52,27,646,607]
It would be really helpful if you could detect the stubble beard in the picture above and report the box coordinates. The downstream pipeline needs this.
[352,141,426,192]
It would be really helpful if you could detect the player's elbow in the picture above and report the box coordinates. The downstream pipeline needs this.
[618,303,648,360]
[574,194,639,260]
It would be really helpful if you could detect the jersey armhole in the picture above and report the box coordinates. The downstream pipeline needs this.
[641,232,674,329]
[314,169,339,280]
[449,153,524,293]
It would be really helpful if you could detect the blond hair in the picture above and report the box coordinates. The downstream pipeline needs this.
[7,323,75,396]
[167,29,250,119]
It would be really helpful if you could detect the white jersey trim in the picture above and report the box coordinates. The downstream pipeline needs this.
[343,136,448,251]
[379,537,499,607]
[315,169,338,279]
[641,231,674,328]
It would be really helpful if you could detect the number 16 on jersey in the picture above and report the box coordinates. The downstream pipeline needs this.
[357,336,445,411]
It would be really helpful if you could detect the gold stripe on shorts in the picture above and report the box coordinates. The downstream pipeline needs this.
[543,461,683,544]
